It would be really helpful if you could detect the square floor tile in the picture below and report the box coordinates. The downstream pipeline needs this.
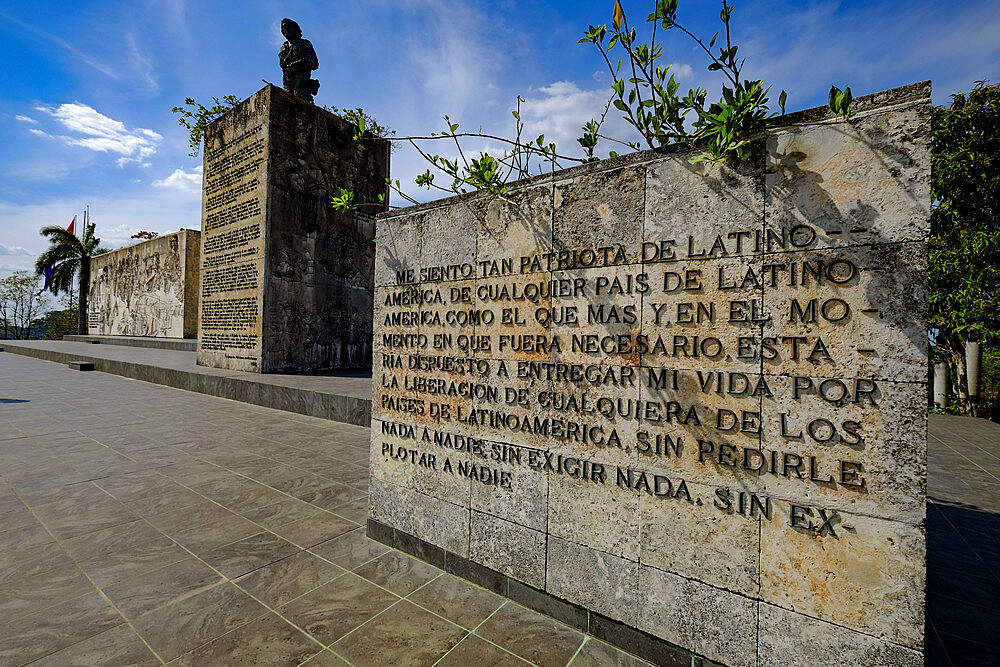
[131,582,269,662]
[309,528,389,570]
[271,511,358,549]
[333,599,467,666]
[407,574,505,629]
[236,551,345,608]
[0,592,123,665]
[353,550,442,597]
[29,623,159,666]
[101,557,223,619]
[437,634,532,666]
[278,573,398,645]
[171,612,324,666]
[477,603,585,667]
[242,497,323,530]
[201,532,301,579]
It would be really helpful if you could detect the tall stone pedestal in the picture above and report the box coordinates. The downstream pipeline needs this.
[197,85,389,373]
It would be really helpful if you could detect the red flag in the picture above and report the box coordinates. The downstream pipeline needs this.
[66,216,76,235]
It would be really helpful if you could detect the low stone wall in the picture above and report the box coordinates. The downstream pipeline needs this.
[88,229,200,338]
[370,82,930,666]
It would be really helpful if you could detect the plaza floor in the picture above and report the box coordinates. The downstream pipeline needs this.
[0,351,997,666]
[925,413,1000,666]
[0,353,649,666]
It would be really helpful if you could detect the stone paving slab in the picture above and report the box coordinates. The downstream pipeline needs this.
[0,340,372,425]
[0,353,650,666]
[1,352,997,666]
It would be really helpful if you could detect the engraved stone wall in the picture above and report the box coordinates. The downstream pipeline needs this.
[197,89,269,370]
[88,229,200,338]
[197,85,389,372]
[369,82,931,666]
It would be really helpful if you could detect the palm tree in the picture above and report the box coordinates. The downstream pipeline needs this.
[34,217,106,336]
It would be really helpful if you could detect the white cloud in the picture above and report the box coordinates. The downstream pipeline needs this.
[738,0,1000,108]
[15,115,37,124]
[670,63,694,79]
[0,243,36,277]
[519,80,640,160]
[0,243,32,257]
[27,128,51,138]
[395,0,502,122]
[126,31,159,93]
[0,184,202,278]
[33,103,162,166]
[4,160,71,181]
[153,166,203,192]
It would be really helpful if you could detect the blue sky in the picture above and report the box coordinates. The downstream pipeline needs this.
[1,0,998,278]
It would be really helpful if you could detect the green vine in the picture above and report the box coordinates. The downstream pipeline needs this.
[321,106,393,140]
[171,96,241,157]
[581,0,853,165]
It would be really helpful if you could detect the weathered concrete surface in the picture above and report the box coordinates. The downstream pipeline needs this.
[198,85,389,373]
[88,230,200,339]
[370,82,931,665]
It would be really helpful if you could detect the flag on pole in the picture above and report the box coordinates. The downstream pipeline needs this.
[40,215,77,293]
[56,216,76,246]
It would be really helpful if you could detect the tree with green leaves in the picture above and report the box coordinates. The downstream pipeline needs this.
[172,96,241,157]
[39,295,79,341]
[34,219,107,336]
[0,272,48,339]
[930,81,1000,416]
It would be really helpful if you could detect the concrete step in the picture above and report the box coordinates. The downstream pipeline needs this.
[64,335,197,351]
[1,340,372,426]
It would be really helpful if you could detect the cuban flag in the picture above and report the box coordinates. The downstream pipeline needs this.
[41,216,77,293]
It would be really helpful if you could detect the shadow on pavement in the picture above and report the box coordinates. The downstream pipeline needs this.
[926,501,999,666]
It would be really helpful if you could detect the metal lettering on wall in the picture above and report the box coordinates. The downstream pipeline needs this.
[376,237,893,506]
[370,84,931,667]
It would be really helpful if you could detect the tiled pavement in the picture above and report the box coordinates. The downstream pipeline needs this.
[0,353,650,666]
[926,414,1000,666]
[2,354,998,666]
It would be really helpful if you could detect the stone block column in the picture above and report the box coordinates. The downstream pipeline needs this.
[197,84,389,372]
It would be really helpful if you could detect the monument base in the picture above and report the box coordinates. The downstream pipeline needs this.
[366,518,702,666]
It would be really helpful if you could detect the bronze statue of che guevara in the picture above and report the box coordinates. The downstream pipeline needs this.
[279,18,320,102]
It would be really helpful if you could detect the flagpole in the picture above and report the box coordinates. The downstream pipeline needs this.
[71,209,79,317]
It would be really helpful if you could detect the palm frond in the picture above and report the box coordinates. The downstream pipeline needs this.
[48,259,79,295]
[35,218,104,299]
[81,222,101,253]
[39,225,85,253]
[35,246,77,274]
